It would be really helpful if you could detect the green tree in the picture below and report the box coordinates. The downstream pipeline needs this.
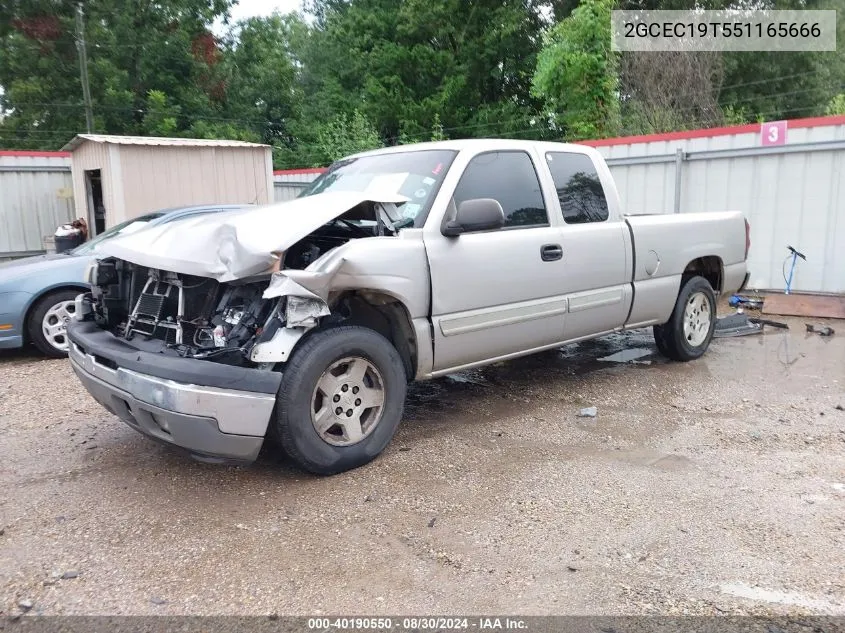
[532,0,620,140]
[314,109,383,164]
[430,113,446,141]
[298,0,549,144]
[827,94,845,115]
[218,13,305,146]
[0,0,234,148]
[141,90,179,136]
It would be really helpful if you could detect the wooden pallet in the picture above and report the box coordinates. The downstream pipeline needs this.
[762,293,845,319]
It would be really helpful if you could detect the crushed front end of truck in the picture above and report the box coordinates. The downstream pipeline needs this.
[67,190,411,463]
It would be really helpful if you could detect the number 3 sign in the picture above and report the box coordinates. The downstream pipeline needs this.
[761,120,787,146]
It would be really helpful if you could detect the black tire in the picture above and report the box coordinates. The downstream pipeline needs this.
[653,326,672,357]
[653,275,717,362]
[272,325,407,475]
[27,289,81,358]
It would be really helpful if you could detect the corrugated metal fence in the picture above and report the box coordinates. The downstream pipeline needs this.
[583,115,845,294]
[4,118,845,293]
[0,152,75,260]
[273,169,323,202]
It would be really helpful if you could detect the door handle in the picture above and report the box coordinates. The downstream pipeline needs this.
[541,244,563,262]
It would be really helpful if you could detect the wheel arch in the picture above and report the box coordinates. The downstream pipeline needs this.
[329,289,418,381]
[682,256,723,293]
[22,284,90,343]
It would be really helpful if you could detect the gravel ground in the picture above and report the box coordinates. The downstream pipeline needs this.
[0,317,843,617]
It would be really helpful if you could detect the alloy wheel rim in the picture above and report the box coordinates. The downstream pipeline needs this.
[682,291,711,347]
[41,300,76,352]
[310,356,385,446]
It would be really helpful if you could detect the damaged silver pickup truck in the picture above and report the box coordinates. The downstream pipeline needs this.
[67,140,750,475]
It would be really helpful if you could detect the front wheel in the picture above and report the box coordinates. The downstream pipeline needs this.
[653,276,717,362]
[272,325,407,475]
[27,289,80,357]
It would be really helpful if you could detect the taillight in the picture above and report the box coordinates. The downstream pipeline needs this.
[744,219,751,260]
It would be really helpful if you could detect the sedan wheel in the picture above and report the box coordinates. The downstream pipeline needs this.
[42,300,76,353]
[27,289,83,357]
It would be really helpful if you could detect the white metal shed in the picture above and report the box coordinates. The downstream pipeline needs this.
[61,135,273,235]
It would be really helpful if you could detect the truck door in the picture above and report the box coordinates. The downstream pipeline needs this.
[543,151,631,340]
[423,150,570,372]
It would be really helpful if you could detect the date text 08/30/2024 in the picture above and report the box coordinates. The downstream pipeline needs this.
[307,617,529,630]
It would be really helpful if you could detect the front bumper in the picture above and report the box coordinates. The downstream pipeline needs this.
[67,321,281,462]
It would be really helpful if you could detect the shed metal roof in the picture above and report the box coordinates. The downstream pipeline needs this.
[61,134,269,151]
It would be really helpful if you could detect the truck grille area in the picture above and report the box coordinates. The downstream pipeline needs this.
[89,258,274,365]
[135,292,167,320]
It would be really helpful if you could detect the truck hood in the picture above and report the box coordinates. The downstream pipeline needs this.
[95,190,408,282]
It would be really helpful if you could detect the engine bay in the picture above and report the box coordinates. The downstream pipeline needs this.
[83,203,403,365]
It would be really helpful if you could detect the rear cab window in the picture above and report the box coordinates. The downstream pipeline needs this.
[545,152,609,224]
[452,151,548,228]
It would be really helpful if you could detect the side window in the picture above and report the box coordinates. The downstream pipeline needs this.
[545,152,609,224]
[453,151,548,228]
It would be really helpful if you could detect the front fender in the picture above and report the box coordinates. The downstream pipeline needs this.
[0,291,33,347]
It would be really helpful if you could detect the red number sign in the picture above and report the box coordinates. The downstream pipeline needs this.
[761,120,787,146]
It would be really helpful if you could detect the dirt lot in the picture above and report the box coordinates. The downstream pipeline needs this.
[1,317,843,617]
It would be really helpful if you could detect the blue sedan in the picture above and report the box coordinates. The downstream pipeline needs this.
[0,204,249,357]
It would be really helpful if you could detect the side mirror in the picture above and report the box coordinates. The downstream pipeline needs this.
[442,198,505,237]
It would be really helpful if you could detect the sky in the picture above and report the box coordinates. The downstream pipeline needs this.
[214,0,304,34]
[229,0,303,21]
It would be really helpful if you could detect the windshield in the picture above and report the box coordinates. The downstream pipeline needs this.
[299,149,457,228]
[70,213,164,255]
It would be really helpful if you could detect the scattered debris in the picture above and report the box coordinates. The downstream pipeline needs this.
[714,313,762,338]
[714,312,790,338]
[18,599,33,611]
[836,404,844,411]
[150,596,167,606]
[398,446,411,452]
[806,323,835,336]
[61,570,79,579]
[567,566,578,572]
[364,495,374,502]
[427,517,437,528]
[729,294,764,310]
[749,317,788,329]
[578,407,597,418]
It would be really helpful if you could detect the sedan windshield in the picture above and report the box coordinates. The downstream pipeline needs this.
[70,213,164,255]
[299,149,457,227]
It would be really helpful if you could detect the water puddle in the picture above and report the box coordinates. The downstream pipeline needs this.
[598,347,653,364]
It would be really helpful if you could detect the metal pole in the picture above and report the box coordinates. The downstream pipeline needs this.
[673,148,685,213]
[75,3,94,133]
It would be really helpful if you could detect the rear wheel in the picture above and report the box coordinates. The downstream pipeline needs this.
[653,276,717,362]
[27,289,80,358]
[272,325,407,475]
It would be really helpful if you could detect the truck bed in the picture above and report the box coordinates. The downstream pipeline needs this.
[624,211,748,328]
